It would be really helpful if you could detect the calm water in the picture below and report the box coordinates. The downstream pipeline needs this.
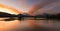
[0,19,60,31]
[21,19,60,30]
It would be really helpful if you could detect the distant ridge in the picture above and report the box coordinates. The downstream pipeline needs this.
[0,12,17,17]
[0,12,60,20]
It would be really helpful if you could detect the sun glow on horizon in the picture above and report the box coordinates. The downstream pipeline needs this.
[0,4,23,15]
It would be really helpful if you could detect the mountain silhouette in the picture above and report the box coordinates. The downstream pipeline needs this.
[0,12,17,17]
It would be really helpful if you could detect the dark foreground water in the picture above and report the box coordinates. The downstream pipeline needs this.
[14,19,60,31]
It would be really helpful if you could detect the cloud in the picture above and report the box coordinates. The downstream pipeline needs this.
[26,0,60,15]
[32,1,60,15]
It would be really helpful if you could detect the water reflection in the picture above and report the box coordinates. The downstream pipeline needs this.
[0,17,60,31]
[20,19,60,31]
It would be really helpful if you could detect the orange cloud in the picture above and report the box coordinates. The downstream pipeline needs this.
[0,4,24,15]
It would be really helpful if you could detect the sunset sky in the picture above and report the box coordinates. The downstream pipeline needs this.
[0,0,60,15]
